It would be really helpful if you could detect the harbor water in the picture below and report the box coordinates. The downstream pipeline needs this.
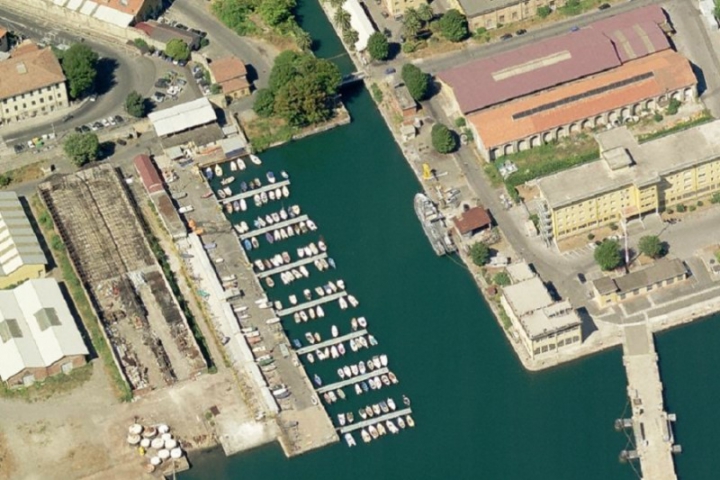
[181,1,720,478]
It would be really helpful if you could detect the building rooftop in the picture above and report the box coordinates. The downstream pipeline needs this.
[0,279,88,382]
[468,50,695,150]
[506,262,535,283]
[149,97,217,138]
[134,20,199,46]
[394,84,417,111]
[537,119,720,209]
[0,45,65,101]
[592,258,687,296]
[452,206,491,234]
[133,154,164,195]
[210,56,247,83]
[342,0,376,51]
[438,6,669,114]
[0,192,47,277]
[502,276,553,318]
[521,300,581,340]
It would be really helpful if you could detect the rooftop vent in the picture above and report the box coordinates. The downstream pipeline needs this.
[16,62,27,74]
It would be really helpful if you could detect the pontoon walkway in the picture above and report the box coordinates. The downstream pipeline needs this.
[221,179,291,204]
[296,329,368,355]
[239,215,309,240]
[277,291,347,317]
[257,253,328,279]
[316,367,389,394]
[338,408,412,434]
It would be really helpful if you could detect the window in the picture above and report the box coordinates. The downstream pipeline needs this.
[499,15,505,22]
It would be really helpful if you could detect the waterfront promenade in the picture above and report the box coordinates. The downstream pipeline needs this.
[622,323,677,480]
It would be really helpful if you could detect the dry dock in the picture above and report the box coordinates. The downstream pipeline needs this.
[621,323,678,480]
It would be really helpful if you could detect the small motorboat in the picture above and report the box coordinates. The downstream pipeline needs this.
[218,189,227,200]
[346,410,352,421]
[337,368,345,380]
[331,325,338,338]
[241,181,248,192]
[355,384,363,395]
[313,374,322,387]
[265,232,274,244]
[350,364,359,376]
[389,372,399,384]
[316,306,325,318]
[214,164,223,177]
[351,318,358,331]
[281,170,289,179]
[403,395,411,407]
[275,187,282,199]
[381,375,390,386]
[337,343,345,355]
[230,161,237,172]
[299,311,308,322]
[289,295,297,305]
[377,423,387,436]
[292,339,302,349]
[269,190,276,201]
[397,417,406,429]
[265,277,274,288]
[306,353,315,364]
[267,171,276,183]
[366,406,374,417]
[372,357,382,369]
[328,391,337,403]
[372,404,381,416]
[328,258,336,269]
[358,362,366,375]
[344,433,356,447]
[338,413,346,426]
[314,332,321,343]
[359,409,368,420]
[406,415,415,428]
[237,158,246,170]
[337,279,345,290]
[343,366,352,378]
[358,337,368,349]
[379,401,389,414]
[260,191,268,204]
[366,360,374,371]
[305,332,315,344]
[293,312,301,323]
[380,355,388,367]
[221,175,235,185]
[240,198,247,211]
[303,289,312,300]
[232,200,240,212]
[339,297,348,310]
[388,398,396,411]
[369,426,379,440]
[387,420,399,434]
[330,346,338,358]
[282,185,290,198]
[368,335,378,347]
[250,154,262,165]
[323,393,331,404]
[348,295,359,307]
[361,430,371,443]
[204,167,213,180]
[271,212,280,222]
[243,239,252,251]
[223,187,232,197]
[358,317,367,328]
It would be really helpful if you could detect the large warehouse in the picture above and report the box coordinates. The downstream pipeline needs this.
[438,6,696,160]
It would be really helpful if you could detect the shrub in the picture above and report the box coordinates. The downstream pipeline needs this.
[638,235,663,259]
[537,5,551,18]
[431,123,458,153]
[711,192,720,204]
[454,117,466,128]
[594,240,622,271]
[370,83,383,103]
[0,174,10,187]
[697,200,704,207]
[676,204,686,212]
[124,91,146,118]
[470,242,490,266]
[609,222,618,231]
[401,63,430,101]
[493,271,511,286]
[689,205,696,212]
[587,233,595,241]
[653,112,664,122]
[666,98,681,116]
[133,38,149,51]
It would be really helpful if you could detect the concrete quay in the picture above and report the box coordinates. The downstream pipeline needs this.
[621,323,678,480]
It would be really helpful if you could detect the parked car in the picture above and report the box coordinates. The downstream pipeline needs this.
[61,114,73,122]
[92,122,103,131]
[500,33,513,41]
[576,273,586,284]
[155,78,170,88]
[152,91,166,103]
[80,124,91,133]
[178,205,194,214]
[515,29,527,35]
[13,144,25,153]
[114,115,124,124]
[570,26,580,32]
[384,67,396,75]
[598,3,610,9]
[116,139,127,146]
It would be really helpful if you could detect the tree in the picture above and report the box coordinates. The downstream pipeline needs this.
[401,63,430,101]
[470,242,490,267]
[594,240,622,271]
[254,88,275,117]
[343,28,359,50]
[402,8,422,40]
[334,8,351,31]
[537,5,551,18]
[431,123,457,153]
[165,39,191,62]
[124,91,146,118]
[417,3,434,23]
[295,30,312,51]
[63,132,99,167]
[61,44,99,99]
[258,0,296,26]
[367,32,390,61]
[493,271,511,286]
[639,235,664,259]
[438,9,469,42]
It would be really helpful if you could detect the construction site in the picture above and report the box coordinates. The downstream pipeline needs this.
[38,165,207,394]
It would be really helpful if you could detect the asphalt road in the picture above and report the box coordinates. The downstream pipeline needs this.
[412,0,663,74]
[0,8,158,145]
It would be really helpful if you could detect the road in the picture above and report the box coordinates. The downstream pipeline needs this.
[0,7,158,146]
[166,0,278,88]
[411,0,663,74]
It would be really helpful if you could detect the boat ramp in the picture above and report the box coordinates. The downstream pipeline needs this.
[296,329,368,355]
[338,408,412,434]
[277,291,348,317]
[316,367,390,394]
[220,179,291,204]
[238,215,309,240]
[256,253,328,279]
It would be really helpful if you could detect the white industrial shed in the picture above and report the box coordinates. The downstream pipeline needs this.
[148,97,218,138]
[342,0,376,52]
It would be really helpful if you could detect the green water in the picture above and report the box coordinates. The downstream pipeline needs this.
[183,3,720,478]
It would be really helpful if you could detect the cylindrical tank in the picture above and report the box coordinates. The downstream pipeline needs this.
[126,434,141,445]
[150,438,165,450]
[161,433,173,442]
[128,424,143,435]
[164,439,178,449]
[158,449,170,460]
[150,456,161,466]
[142,426,157,438]
[140,438,151,448]
[157,424,170,434]
[170,448,183,459]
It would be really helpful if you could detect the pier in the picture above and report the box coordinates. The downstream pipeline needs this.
[339,408,412,434]
[239,215,309,240]
[296,330,368,355]
[316,367,389,393]
[621,323,678,480]
[277,291,347,317]
[220,180,291,204]
[256,253,328,279]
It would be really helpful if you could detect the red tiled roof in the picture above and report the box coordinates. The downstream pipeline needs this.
[438,6,670,114]
[133,154,164,194]
[468,50,696,149]
[453,206,492,234]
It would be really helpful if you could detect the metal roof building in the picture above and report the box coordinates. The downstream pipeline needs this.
[0,278,88,383]
[342,0,376,52]
[148,97,217,138]
[0,192,47,282]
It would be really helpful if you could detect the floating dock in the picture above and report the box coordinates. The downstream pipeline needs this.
[256,253,328,279]
[221,180,291,204]
[316,367,389,394]
[296,329,368,355]
[338,408,412,434]
[621,323,678,480]
[239,215,309,240]
[277,291,347,317]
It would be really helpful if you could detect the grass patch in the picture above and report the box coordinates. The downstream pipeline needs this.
[0,364,93,402]
[0,162,44,188]
[638,110,713,143]
[31,195,133,402]
[483,162,503,187]
[243,116,298,152]
[497,136,599,200]
[560,0,604,16]
[370,83,383,103]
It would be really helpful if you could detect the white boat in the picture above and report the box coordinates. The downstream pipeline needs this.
[361,430,371,443]
[316,306,325,318]
[298,248,305,258]
[214,165,223,176]
[237,159,246,170]
[337,368,345,379]
[387,398,396,411]
[351,318,358,331]
[369,426,379,440]
[397,417,406,429]
[366,360,374,371]
[337,343,345,355]
[299,311,308,322]
[350,364,359,376]
[377,423,387,436]
[289,295,297,305]
[380,354,388,367]
[387,420,398,434]
[358,317,367,328]
[299,266,309,277]
[337,280,345,290]
[328,391,337,402]
[250,154,262,165]
[282,185,290,197]
[314,332,321,342]
[306,353,314,363]
[290,205,300,216]
[323,284,333,295]
[221,176,235,185]
[406,415,415,427]
[286,225,294,236]
[373,357,382,369]
[355,384,363,395]
[338,413,346,426]
[372,404,381,415]
[274,187,282,199]
[344,433,356,447]
[315,286,325,296]
[230,161,237,171]
[265,277,274,288]
[279,209,288,220]
[293,312,301,323]
[358,336,368,349]
[240,198,247,211]
[303,289,312,300]
[331,325,338,338]
[309,308,316,320]
[350,339,358,352]
[343,366,352,378]
[348,295,359,307]
[260,191,268,203]
[309,243,319,255]
[307,219,317,231]
[339,297,348,310]
[330,346,338,359]
[318,240,327,252]
[269,190,276,201]
[358,362,366,374]
[223,187,232,196]
[253,194,261,206]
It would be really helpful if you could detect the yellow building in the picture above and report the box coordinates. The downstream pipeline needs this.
[500,264,582,359]
[387,0,427,18]
[537,124,720,241]
[592,258,688,308]
[0,43,68,125]
[450,0,561,31]
[0,192,47,289]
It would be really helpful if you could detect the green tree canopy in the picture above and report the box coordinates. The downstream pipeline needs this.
[401,63,430,101]
[493,271,511,286]
[334,7,351,30]
[470,242,490,267]
[124,91,146,118]
[165,39,191,61]
[259,0,296,27]
[367,32,390,61]
[342,28,359,50]
[61,44,99,99]
[254,88,275,117]
[402,8,422,40]
[63,132,99,167]
[438,9,469,42]
[417,3,434,22]
[431,123,458,154]
[638,235,664,259]
[594,240,622,271]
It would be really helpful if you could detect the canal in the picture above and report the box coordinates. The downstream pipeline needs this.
[181,1,720,478]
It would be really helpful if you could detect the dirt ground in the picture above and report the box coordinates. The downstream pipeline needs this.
[0,360,274,480]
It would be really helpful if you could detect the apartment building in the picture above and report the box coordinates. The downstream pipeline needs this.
[536,123,720,241]
[451,0,560,31]
[0,44,68,124]
[592,258,688,307]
